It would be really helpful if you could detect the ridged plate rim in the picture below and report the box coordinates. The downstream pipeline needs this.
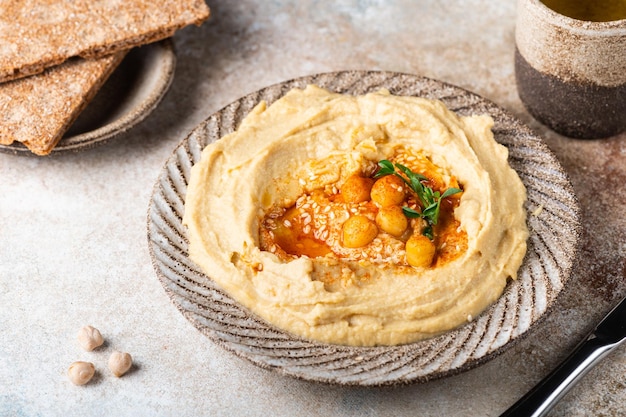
[147,70,582,386]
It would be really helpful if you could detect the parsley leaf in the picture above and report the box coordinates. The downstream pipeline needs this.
[373,160,396,178]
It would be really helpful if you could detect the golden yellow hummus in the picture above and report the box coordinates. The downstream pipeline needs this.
[183,85,528,346]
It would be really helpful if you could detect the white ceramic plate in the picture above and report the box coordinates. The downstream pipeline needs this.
[0,39,176,155]
[147,71,581,386]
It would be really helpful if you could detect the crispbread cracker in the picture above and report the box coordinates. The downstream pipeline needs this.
[0,52,126,155]
[0,0,209,83]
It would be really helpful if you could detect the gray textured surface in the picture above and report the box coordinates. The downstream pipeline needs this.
[1,1,624,416]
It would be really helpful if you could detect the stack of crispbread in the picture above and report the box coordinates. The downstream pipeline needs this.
[0,0,210,155]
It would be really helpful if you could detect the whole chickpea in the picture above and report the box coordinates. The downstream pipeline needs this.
[342,215,378,248]
[68,361,95,386]
[108,351,133,377]
[370,175,406,207]
[341,175,374,203]
[77,325,104,351]
[405,234,436,268]
[376,205,408,237]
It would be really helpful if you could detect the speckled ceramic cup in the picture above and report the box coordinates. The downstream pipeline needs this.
[515,0,626,138]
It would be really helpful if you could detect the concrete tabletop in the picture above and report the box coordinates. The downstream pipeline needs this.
[1,1,624,416]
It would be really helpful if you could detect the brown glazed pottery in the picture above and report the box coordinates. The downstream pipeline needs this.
[515,0,626,139]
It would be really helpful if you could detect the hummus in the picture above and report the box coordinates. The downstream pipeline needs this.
[183,85,528,346]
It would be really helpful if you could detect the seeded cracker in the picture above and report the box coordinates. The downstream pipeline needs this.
[0,53,126,155]
[0,0,210,83]
[0,0,209,155]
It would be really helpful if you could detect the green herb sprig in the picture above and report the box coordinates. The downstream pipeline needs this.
[374,160,462,239]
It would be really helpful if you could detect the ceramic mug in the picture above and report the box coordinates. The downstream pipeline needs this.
[515,0,626,139]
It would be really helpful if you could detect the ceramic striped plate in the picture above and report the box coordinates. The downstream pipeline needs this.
[147,71,581,386]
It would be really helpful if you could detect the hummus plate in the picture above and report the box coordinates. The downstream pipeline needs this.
[147,71,581,385]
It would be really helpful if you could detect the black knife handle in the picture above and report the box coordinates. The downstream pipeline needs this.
[499,336,616,417]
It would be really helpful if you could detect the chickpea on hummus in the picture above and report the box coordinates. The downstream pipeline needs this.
[183,85,528,346]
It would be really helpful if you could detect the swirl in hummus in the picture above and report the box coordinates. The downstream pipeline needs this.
[183,85,528,346]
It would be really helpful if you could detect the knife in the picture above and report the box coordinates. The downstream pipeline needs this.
[500,295,626,417]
